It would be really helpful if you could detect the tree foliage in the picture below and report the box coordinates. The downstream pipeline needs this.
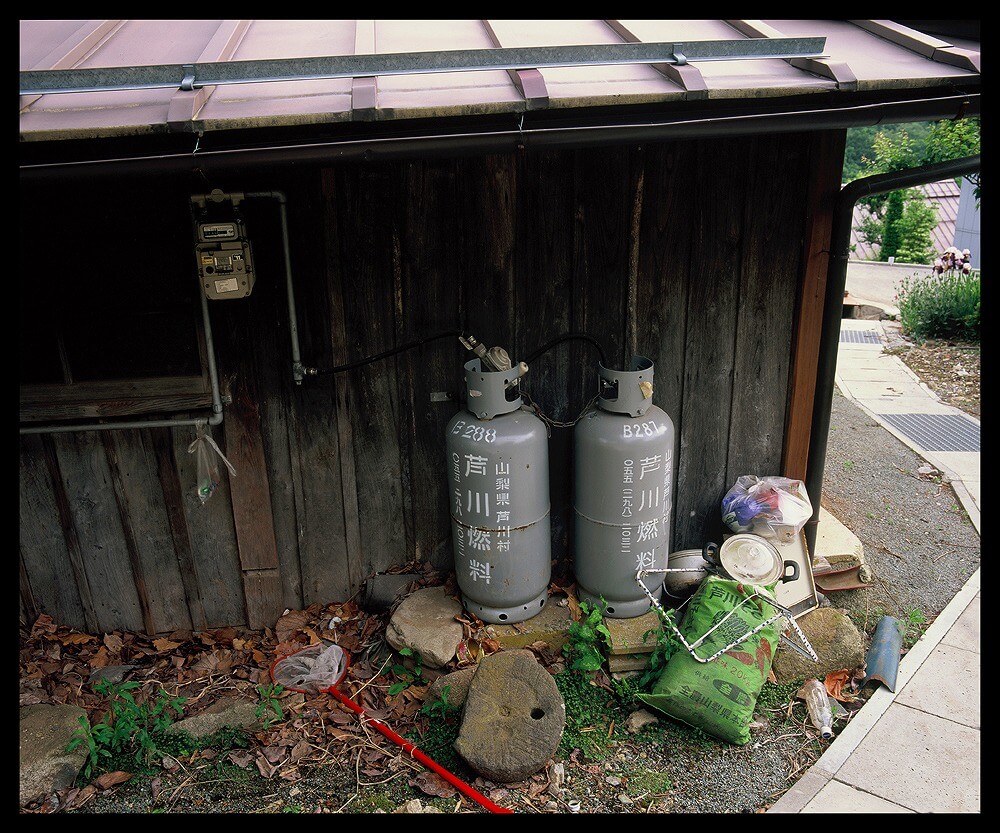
[848,118,979,262]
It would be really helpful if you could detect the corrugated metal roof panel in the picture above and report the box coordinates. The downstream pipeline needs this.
[19,19,981,143]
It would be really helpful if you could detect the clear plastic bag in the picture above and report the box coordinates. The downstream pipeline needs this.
[187,426,236,505]
[272,642,348,694]
[721,475,812,543]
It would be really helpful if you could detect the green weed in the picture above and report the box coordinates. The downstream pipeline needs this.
[255,683,285,729]
[67,679,186,781]
[563,599,612,672]
[389,647,425,696]
[902,607,929,648]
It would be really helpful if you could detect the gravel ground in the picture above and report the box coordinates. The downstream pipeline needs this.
[51,361,981,816]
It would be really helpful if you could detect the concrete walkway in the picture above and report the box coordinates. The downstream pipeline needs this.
[767,316,980,814]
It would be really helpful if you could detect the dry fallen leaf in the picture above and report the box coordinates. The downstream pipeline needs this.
[153,638,181,653]
[276,610,314,643]
[410,770,457,799]
[824,669,857,702]
[103,633,124,654]
[95,771,133,790]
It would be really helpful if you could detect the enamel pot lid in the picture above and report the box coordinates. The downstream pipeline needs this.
[718,534,785,586]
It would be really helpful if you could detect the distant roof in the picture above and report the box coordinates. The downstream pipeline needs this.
[19,20,981,171]
[850,178,964,261]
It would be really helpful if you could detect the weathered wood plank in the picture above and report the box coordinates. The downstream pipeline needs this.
[514,150,576,560]
[314,168,363,603]
[634,141,697,553]
[220,375,279,570]
[726,133,811,485]
[783,130,847,482]
[336,164,408,583]
[151,427,208,631]
[395,159,465,569]
[19,435,87,630]
[101,431,159,635]
[20,551,38,627]
[172,422,246,628]
[243,191,308,612]
[241,570,284,634]
[221,363,283,628]
[51,432,146,633]
[675,137,750,548]
[104,428,195,634]
[571,146,635,398]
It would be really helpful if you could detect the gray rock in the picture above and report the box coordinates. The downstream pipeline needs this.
[165,696,259,738]
[454,649,565,783]
[88,664,137,686]
[624,708,660,734]
[772,607,866,684]
[385,586,464,669]
[393,798,443,813]
[426,666,477,708]
[19,703,89,807]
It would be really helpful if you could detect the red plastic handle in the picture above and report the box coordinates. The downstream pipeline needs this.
[325,686,512,814]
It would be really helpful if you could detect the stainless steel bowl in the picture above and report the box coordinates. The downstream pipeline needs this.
[662,549,711,599]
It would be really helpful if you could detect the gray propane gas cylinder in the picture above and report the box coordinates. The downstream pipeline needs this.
[573,357,676,618]
[445,358,551,624]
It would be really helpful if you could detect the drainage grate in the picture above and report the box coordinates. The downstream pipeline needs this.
[877,412,980,452]
[839,329,882,344]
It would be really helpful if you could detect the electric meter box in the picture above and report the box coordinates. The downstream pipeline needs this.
[195,219,255,300]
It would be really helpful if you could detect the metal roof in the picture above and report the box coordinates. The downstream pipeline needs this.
[19,19,981,145]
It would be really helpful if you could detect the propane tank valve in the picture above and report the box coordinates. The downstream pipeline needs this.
[459,334,513,372]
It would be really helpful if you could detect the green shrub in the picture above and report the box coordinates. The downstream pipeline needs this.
[895,270,980,342]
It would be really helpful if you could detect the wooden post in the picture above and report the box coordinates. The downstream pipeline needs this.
[782,130,847,481]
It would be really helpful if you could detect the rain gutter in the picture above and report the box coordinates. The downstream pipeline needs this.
[19,90,979,181]
[803,153,981,557]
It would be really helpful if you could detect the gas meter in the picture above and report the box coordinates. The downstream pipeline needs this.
[191,191,256,300]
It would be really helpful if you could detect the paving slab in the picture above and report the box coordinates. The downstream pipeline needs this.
[894,643,979,729]
[834,706,980,813]
[941,593,980,652]
[802,779,914,813]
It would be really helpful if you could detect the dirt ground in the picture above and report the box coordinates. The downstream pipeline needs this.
[20,334,981,815]
[892,339,980,419]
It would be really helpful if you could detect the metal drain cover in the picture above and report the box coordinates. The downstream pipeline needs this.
[877,412,980,452]
[839,329,882,344]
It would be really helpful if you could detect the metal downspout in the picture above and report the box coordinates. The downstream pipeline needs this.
[803,154,981,557]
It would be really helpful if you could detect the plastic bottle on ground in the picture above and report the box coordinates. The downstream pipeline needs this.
[802,678,834,739]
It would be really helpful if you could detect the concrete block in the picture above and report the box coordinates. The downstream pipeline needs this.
[604,610,662,655]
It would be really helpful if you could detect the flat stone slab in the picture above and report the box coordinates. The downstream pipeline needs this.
[20,703,89,807]
[488,599,572,653]
[454,649,565,783]
[605,610,662,655]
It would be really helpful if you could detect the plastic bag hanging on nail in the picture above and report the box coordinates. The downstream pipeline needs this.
[187,426,237,505]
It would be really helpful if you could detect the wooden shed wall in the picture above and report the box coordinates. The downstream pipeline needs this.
[19,130,838,634]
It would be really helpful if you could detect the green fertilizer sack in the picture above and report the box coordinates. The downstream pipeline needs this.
[638,575,781,745]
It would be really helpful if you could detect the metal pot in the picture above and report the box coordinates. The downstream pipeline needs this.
[662,549,712,600]
[703,534,799,588]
